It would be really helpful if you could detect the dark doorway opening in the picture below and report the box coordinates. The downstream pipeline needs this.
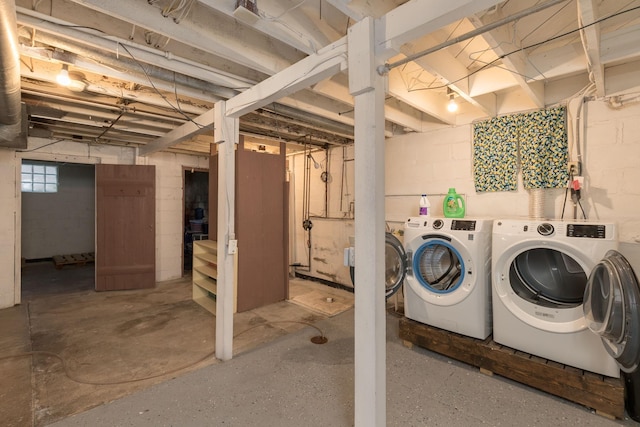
[183,169,209,272]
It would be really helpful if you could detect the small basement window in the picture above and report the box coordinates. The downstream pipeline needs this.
[21,162,58,193]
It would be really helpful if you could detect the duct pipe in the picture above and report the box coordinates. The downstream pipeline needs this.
[0,0,23,145]
[528,188,546,219]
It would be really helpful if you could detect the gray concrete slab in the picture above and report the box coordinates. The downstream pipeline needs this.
[50,309,637,427]
[0,304,33,427]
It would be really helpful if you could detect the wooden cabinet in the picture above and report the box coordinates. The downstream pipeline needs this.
[192,240,236,315]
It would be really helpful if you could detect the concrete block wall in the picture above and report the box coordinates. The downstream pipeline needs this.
[146,152,208,282]
[291,97,640,288]
[0,149,18,308]
[0,138,208,309]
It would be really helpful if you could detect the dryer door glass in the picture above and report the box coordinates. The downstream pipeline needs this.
[385,233,406,299]
[349,232,406,299]
[509,248,586,308]
[413,241,463,293]
[584,250,640,373]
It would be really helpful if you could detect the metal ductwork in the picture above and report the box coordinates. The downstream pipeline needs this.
[0,0,26,148]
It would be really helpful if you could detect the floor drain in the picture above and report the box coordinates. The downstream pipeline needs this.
[310,335,328,344]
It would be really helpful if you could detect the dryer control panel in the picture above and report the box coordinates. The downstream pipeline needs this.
[567,223,606,238]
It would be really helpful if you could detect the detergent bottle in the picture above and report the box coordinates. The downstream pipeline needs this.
[419,194,430,217]
[443,188,465,218]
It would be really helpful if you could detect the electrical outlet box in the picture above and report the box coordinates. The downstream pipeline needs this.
[568,161,581,176]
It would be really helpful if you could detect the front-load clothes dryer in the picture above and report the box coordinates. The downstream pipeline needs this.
[492,219,640,378]
[346,232,406,300]
[403,217,493,340]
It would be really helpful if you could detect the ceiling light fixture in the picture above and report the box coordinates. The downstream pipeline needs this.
[447,88,458,113]
[56,64,71,86]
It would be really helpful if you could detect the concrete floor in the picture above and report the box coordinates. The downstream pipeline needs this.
[1,262,353,427]
[2,262,638,426]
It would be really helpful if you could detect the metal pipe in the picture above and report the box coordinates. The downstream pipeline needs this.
[378,0,569,75]
[0,0,22,143]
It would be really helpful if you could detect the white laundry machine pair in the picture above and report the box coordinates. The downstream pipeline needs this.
[402,216,493,340]
[492,219,640,378]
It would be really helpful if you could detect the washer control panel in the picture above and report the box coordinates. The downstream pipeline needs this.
[567,223,606,238]
[432,219,444,230]
[451,220,476,231]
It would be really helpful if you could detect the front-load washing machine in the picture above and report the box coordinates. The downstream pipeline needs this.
[403,216,493,340]
[492,218,640,378]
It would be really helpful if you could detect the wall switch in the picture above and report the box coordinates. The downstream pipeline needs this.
[343,247,355,267]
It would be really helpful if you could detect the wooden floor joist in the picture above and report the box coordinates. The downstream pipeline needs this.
[398,316,625,420]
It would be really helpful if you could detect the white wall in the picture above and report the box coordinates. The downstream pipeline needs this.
[289,145,355,286]
[290,97,640,287]
[0,138,208,309]
[21,162,95,259]
[0,149,18,308]
[145,151,209,282]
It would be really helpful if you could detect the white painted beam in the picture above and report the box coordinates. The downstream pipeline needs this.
[375,0,505,58]
[387,68,456,125]
[215,100,238,362]
[468,15,544,109]
[65,0,299,75]
[138,109,215,156]
[348,16,387,427]
[324,0,366,21]
[199,0,330,55]
[226,40,348,118]
[402,34,497,117]
[313,74,429,133]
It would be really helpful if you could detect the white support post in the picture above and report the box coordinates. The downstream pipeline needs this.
[214,100,238,361]
[348,17,387,427]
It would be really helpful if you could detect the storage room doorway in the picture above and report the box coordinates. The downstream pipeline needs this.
[20,160,96,298]
[183,168,209,273]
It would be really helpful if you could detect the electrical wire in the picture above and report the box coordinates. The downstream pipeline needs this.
[401,4,640,92]
[0,321,326,386]
[16,138,66,153]
[94,109,125,142]
[116,43,204,129]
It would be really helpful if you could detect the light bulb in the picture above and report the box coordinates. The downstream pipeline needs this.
[447,96,458,113]
[56,64,71,86]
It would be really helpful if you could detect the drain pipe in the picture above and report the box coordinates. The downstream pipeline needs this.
[0,0,24,146]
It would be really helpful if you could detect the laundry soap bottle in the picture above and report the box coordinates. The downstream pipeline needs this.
[443,188,465,218]
[419,194,430,217]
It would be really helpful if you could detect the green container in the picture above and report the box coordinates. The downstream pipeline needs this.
[443,188,465,218]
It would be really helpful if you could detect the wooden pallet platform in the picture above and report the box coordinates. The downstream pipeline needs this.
[52,253,95,269]
[398,316,625,420]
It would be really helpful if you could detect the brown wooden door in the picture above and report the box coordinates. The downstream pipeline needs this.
[95,164,156,291]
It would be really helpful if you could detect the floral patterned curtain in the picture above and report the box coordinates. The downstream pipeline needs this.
[473,106,567,192]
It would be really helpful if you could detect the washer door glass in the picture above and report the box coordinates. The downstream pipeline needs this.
[584,250,640,373]
[349,232,406,299]
[509,248,586,308]
[413,240,463,293]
